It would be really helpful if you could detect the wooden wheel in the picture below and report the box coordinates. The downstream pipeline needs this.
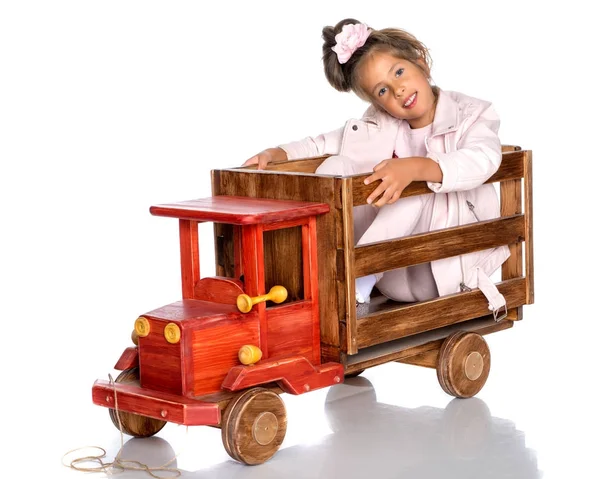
[108,368,167,438]
[436,332,491,398]
[221,388,287,465]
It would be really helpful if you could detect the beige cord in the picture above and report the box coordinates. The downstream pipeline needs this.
[62,374,183,478]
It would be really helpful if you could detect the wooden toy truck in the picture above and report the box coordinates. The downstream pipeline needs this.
[92,146,533,465]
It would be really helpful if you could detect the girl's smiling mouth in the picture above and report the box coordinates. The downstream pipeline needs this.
[404,92,417,108]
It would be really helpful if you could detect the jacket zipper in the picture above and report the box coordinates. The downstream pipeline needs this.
[466,200,480,222]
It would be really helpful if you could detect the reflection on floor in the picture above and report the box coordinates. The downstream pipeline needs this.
[110,376,540,478]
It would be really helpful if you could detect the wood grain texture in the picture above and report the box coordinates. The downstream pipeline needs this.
[351,150,526,206]
[266,301,315,362]
[151,196,330,225]
[436,332,491,398]
[397,349,439,369]
[304,217,322,363]
[263,226,303,302]
[212,170,340,359]
[106,369,166,437]
[194,276,245,304]
[93,379,221,426]
[222,356,344,395]
[354,215,525,277]
[221,388,287,465]
[179,220,199,300]
[114,347,139,371]
[356,278,526,349]
[345,317,511,375]
[341,178,357,354]
[524,150,535,304]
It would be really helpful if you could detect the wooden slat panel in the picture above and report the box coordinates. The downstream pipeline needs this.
[211,170,340,356]
[356,277,526,349]
[524,151,535,304]
[341,178,357,355]
[354,215,525,277]
[351,150,526,206]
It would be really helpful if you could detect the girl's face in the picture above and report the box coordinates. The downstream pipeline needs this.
[358,51,436,129]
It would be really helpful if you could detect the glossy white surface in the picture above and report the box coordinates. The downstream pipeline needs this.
[2,1,598,478]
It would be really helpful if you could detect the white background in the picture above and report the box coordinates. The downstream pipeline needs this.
[1,1,599,477]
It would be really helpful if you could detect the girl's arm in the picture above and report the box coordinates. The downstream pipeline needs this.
[426,104,502,193]
[277,126,345,160]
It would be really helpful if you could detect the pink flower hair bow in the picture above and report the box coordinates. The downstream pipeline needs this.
[331,23,371,64]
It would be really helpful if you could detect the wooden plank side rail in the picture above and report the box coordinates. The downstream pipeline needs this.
[351,150,526,206]
[356,277,526,349]
[354,214,525,277]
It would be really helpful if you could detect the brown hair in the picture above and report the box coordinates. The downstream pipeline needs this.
[322,18,433,102]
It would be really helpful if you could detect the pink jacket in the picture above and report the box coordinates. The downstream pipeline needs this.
[280,90,510,316]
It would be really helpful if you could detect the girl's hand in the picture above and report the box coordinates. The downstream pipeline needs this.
[364,158,416,207]
[242,147,287,169]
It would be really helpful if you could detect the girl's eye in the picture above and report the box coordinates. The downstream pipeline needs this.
[395,68,404,77]
[378,87,387,97]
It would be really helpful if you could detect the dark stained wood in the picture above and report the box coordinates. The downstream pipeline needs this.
[397,349,438,369]
[501,177,524,321]
[194,276,245,304]
[151,196,330,225]
[305,217,322,363]
[341,177,358,354]
[114,347,138,371]
[524,151,535,304]
[351,150,526,206]
[221,388,287,465]
[106,368,166,437]
[436,332,491,398]
[356,278,526,349]
[94,379,221,426]
[501,145,521,152]
[242,156,330,173]
[179,220,199,299]
[345,317,512,375]
[354,215,525,277]
[263,225,303,302]
[211,170,340,359]
[222,355,344,395]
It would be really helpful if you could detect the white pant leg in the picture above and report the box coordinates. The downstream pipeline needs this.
[360,194,439,302]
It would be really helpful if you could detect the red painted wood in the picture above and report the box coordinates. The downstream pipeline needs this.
[222,356,344,395]
[233,225,243,280]
[143,300,239,324]
[191,314,260,396]
[262,217,308,232]
[92,380,220,426]
[194,276,245,305]
[266,301,314,360]
[179,220,200,299]
[138,325,183,395]
[307,216,321,364]
[150,196,330,225]
[114,347,138,371]
[241,225,268,358]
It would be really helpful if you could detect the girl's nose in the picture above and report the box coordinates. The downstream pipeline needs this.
[395,85,405,98]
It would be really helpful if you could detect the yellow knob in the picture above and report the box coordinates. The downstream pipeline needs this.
[236,285,288,313]
[238,345,262,365]
[134,317,150,337]
[164,323,181,344]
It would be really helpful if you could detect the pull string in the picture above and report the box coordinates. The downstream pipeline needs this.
[62,374,184,478]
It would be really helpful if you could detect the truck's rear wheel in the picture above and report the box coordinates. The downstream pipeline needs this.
[108,368,167,438]
[436,332,490,398]
[221,387,287,465]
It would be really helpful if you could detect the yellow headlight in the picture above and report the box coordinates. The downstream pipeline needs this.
[134,317,150,337]
[164,323,181,344]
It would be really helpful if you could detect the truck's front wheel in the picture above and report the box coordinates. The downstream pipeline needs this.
[221,387,287,465]
[108,368,167,438]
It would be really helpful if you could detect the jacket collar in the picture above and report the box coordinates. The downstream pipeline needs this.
[360,88,462,135]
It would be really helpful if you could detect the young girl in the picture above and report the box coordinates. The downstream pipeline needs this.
[243,18,510,318]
